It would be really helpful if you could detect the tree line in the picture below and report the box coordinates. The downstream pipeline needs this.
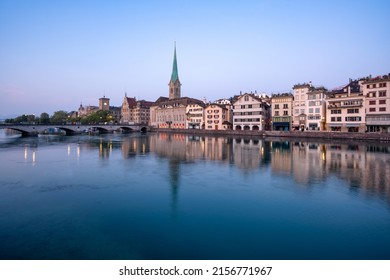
[5,110,115,125]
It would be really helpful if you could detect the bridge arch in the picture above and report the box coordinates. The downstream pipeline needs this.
[5,127,32,137]
[90,126,110,134]
[56,127,78,136]
[140,126,148,133]
[119,126,134,133]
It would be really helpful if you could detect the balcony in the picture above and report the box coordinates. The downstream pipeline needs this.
[328,103,363,109]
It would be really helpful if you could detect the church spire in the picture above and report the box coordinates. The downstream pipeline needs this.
[170,42,179,83]
[169,42,181,100]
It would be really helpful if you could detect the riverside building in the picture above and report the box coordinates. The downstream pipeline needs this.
[362,74,390,132]
[232,93,270,131]
[150,44,204,128]
[271,93,293,131]
[121,95,153,124]
[326,79,366,132]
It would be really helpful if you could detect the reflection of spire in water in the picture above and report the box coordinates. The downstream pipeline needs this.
[169,158,181,215]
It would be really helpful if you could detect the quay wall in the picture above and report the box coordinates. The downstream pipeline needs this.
[150,128,390,142]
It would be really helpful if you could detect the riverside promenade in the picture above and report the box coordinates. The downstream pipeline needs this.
[151,128,390,142]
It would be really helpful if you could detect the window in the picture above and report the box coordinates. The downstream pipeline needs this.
[379,100,386,104]
[244,95,249,101]
[345,116,361,122]
[283,110,288,116]
[331,117,341,122]
[369,108,376,112]
[274,111,279,116]
[315,108,320,113]
[241,105,245,109]
[309,108,313,114]
[347,109,359,114]
[274,104,280,109]
[369,100,376,105]
[379,107,386,112]
[379,82,387,87]
[368,92,377,98]
[331,109,341,114]
[283,104,288,109]
[367,85,370,89]
[379,91,387,97]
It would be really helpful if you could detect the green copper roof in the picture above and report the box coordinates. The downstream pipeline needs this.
[170,43,179,83]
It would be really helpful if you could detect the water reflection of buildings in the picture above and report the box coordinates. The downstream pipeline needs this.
[149,133,235,164]
[121,136,150,158]
[270,139,390,200]
[326,144,390,198]
[233,138,270,170]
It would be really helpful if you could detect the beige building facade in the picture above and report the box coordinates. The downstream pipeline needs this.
[292,83,310,130]
[186,102,205,129]
[204,104,232,130]
[326,79,366,132]
[271,93,293,131]
[121,95,153,124]
[362,75,390,132]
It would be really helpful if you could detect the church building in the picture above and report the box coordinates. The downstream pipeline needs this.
[150,44,204,128]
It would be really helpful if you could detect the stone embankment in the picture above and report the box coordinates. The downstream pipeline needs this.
[151,128,390,142]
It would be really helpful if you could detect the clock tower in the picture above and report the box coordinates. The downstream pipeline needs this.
[99,96,110,111]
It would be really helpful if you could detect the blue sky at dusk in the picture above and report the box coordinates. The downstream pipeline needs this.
[1,0,389,117]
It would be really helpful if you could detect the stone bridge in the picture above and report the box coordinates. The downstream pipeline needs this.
[0,124,149,136]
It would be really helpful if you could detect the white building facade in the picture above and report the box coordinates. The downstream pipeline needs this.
[232,93,270,131]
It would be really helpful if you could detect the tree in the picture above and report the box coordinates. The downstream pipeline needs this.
[81,110,110,124]
[40,112,50,124]
[50,111,69,124]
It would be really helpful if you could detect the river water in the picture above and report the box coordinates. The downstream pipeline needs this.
[1,130,390,260]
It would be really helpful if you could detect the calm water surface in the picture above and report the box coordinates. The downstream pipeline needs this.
[1,130,390,259]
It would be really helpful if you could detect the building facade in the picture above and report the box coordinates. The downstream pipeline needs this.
[232,93,270,131]
[271,93,293,131]
[205,104,232,130]
[292,83,310,130]
[186,102,206,129]
[362,74,390,132]
[306,87,327,130]
[121,95,153,124]
[326,79,365,132]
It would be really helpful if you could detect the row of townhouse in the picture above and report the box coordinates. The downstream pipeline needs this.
[149,92,271,131]
[87,45,389,133]
[270,74,390,133]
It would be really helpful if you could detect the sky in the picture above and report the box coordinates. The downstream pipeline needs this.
[1,0,389,117]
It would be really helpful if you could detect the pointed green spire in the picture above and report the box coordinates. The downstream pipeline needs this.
[170,42,179,83]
